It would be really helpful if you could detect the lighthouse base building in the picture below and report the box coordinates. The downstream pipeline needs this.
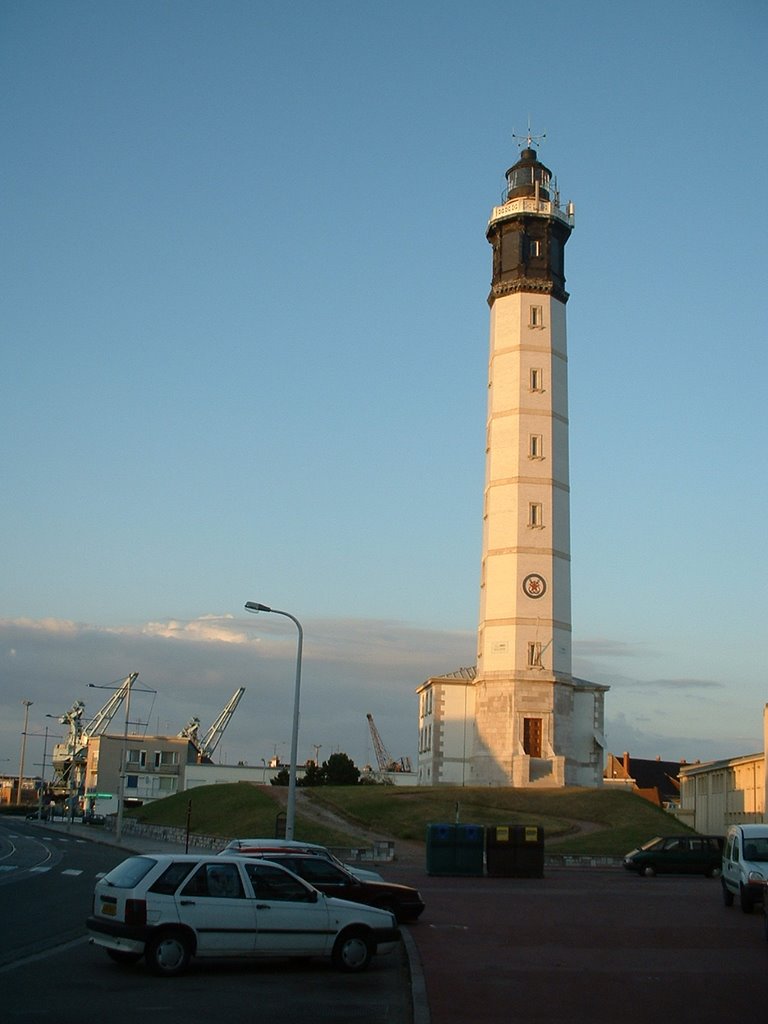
[417,142,608,789]
[417,667,607,787]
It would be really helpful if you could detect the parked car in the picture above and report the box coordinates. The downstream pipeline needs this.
[721,823,768,913]
[87,853,400,976]
[623,835,724,877]
[220,837,384,881]
[231,851,425,923]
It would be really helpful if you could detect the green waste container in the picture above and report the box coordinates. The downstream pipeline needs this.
[486,824,545,878]
[426,823,485,876]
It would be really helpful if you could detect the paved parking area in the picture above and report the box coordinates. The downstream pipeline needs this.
[28,820,768,1023]
[390,862,768,1024]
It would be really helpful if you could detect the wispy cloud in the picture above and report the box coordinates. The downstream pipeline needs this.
[640,677,724,691]
[573,638,657,658]
[140,617,252,645]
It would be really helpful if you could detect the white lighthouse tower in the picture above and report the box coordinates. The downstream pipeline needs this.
[417,139,607,788]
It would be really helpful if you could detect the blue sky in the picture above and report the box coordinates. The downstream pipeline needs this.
[2,1,766,777]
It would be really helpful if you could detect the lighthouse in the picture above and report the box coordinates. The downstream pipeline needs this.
[417,140,607,788]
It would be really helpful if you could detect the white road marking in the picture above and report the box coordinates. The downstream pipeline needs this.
[0,865,104,877]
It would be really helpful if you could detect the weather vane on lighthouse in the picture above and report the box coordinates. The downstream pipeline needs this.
[512,118,546,151]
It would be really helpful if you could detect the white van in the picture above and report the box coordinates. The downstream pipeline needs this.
[721,823,768,912]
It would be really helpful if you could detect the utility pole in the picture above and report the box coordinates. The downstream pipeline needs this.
[16,699,33,806]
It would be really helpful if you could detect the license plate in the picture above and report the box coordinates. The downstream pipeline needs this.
[101,903,116,916]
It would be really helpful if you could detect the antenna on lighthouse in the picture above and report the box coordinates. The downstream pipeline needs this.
[512,116,546,151]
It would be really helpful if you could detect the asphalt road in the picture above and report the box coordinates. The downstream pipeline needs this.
[0,820,412,1024]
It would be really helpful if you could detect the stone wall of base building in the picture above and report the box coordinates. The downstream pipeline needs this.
[106,816,227,850]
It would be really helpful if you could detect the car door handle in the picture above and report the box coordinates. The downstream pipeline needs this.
[179,899,196,905]
[256,904,271,909]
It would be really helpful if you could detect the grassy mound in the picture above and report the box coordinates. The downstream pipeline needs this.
[128,782,688,856]
[126,782,360,846]
[306,785,682,855]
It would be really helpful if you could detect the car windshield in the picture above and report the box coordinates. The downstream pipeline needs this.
[102,856,158,888]
[742,838,768,862]
[639,837,664,852]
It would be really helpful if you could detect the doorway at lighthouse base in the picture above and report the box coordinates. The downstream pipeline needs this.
[472,677,568,786]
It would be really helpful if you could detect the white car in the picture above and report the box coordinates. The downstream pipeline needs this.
[220,837,384,881]
[87,853,400,976]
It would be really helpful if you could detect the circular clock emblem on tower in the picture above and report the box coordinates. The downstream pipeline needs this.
[522,573,547,599]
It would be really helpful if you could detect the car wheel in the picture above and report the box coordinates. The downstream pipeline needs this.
[145,930,193,977]
[722,882,734,907]
[106,949,142,966]
[641,864,656,877]
[332,928,374,973]
[739,886,755,914]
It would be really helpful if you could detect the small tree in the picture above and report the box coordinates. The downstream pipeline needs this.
[299,761,326,787]
[270,767,290,786]
[323,752,360,786]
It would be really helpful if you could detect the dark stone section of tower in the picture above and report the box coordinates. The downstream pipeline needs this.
[487,147,572,305]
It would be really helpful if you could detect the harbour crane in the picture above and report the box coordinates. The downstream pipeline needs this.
[50,672,139,790]
[179,687,245,763]
[366,712,412,774]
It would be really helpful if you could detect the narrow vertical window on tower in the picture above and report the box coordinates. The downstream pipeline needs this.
[529,367,543,392]
[529,304,543,327]
[529,434,543,459]
[527,642,543,668]
[528,502,543,528]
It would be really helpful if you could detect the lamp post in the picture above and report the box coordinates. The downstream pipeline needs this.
[16,699,33,806]
[245,601,303,841]
[39,724,50,818]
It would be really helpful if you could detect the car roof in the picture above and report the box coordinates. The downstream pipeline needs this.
[226,839,325,849]
[239,852,341,861]
[120,853,301,870]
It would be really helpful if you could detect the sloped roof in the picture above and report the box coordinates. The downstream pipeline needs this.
[608,753,682,802]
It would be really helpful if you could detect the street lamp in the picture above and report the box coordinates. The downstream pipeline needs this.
[16,699,33,806]
[245,601,303,841]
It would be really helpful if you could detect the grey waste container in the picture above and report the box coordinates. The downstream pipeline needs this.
[426,823,485,876]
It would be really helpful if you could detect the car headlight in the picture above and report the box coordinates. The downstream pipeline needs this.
[747,870,765,884]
